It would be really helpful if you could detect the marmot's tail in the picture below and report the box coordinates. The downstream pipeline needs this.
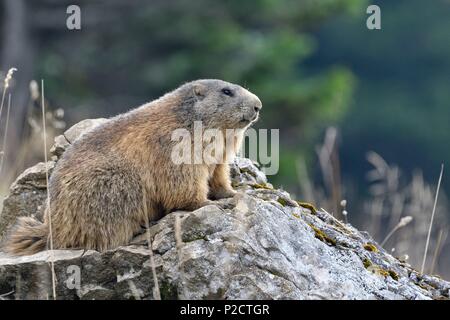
[3,217,48,255]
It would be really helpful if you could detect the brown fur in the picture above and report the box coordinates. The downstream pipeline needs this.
[4,79,262,255]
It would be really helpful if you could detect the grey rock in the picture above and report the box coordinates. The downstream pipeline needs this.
[0,118,449,300]
[49,134,69,159]
[0,161,55,239]
[50,118,108,158]
[63,118,108,145]
[230,157,269,187]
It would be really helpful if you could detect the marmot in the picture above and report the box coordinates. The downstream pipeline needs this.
[4,79,262,255]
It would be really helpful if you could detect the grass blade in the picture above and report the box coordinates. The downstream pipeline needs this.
[420,163,444,274]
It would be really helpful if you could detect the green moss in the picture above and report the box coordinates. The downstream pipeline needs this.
[363,243,379,253]
[308,224,336,246]
[292,213,301,219]
[366,264,386,277]
[362,258,399,281]
[363,258,372,268]
[416,282,433,291]
[277,198,288,206]
[231,181,241,188]
[250,183,273,190]
[377,268,391,277]
[297,201,317,214]
[388,270,399,281]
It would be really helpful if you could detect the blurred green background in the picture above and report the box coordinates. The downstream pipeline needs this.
[1,0,449,276]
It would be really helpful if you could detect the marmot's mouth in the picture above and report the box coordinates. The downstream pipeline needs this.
[240,116,251,124]
[240,114,258,124]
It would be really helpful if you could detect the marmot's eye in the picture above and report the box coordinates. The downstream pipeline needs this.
[221,88,233,97]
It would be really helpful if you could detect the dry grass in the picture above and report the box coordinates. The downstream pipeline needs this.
[421,164,444,273]
[0,94,12,175]
[381,216,413,247]
[0,68,17,181]
[315,127,343,219]
[40,79,57,299]
[174,213,189,299]
[0,78,65,210]
[144,218,161,300]
[298,127,449,277]
[0,68,17,119]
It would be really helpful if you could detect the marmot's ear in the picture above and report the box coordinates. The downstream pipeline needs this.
[193,83,206,101]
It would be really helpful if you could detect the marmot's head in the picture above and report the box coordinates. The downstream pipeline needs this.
[179,79,262,129]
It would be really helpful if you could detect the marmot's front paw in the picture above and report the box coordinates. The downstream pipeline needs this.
[210,189,237,200]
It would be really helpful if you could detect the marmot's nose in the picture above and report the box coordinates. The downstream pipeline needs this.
[253,97,262,113]
[250,98,262,121]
